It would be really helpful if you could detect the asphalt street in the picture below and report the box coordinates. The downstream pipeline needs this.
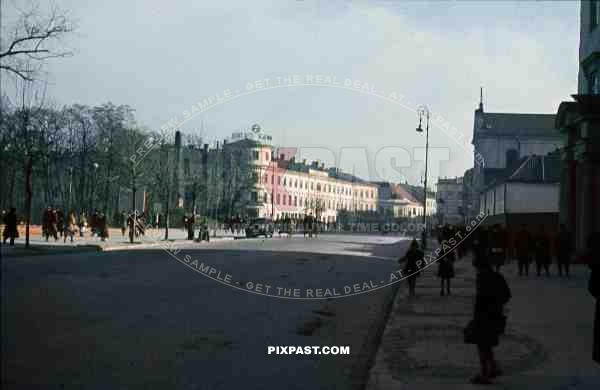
[2,234,412,390]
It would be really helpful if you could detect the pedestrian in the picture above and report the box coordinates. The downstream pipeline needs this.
[78,211,87,237]
[464,247,511,384]
[438,252,455,296]
[137,212,146,238]
[186,213,195,240]
[121,210,128,237]
[490,225,507,272]
[534,227,551,277]
[515,225,532,276]
[437,225,456,296]
[586,232,600,365]
[401,238,423,297]
[63,209,77,243]
[557,224,573,278]
[2,207,18,246]
[97,213,109,241]
[56,208,65,238]
[90,210,98,238]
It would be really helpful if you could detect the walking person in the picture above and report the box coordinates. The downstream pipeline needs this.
[401,239,423,297]
[490,225,507,272]
[78,211,87,238]
[586,232,600,365]
[534,227,551,277]
[437,225,456,296]
[121,210,128,238]
[515,225,532,276]
[557,224,573,278]
[63,210,77,243]
[186,213,195,240]
[97,213,109,241]
[56,208,65,239]
[464,244,511,384]
[438,249,455,296]
[2,207,18,246]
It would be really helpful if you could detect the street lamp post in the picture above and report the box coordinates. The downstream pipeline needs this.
[416,106,430,249]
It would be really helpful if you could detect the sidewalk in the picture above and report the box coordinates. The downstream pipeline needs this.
[1,228,243,257]
[367,255,600,389]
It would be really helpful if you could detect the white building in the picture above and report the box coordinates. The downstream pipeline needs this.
[468,95,563,221]
[437,177,464,226]
[176,126,379,222]
[479,152,561,227]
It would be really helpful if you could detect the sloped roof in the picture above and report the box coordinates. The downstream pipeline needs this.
[508,152,561,183]
[480,113,558,137]
[484,151,561,190]
[391,183,419,203]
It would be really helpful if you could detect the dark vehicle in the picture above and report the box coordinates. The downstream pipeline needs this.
[246,218,274,238]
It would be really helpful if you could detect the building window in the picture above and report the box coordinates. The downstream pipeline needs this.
[264,174,268,184]
[265,151,270,161]
[278,176,281,185]
[283,177,287,186]
[271,175,274,184]
[277,194,281,204]
[283,195,286,205]
[253,150,259,160]
[251,192,258,202]
[288,195,292,205]
[264,193,268,203]
[294,196,297,206]
[592,0,599,31]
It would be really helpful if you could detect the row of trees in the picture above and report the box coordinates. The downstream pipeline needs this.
[0,92,259,241]
[0,1,261,244]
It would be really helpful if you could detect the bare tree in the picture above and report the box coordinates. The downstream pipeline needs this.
[145,133,176,240]
[0,1,74,81]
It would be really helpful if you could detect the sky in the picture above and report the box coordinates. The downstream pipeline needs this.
[2,0,580,187]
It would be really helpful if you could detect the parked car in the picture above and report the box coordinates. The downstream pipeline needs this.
[246,218,274,238]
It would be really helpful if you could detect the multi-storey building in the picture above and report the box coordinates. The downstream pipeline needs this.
[376,182,424,220]
[436,176,464,226]
[468,95,563,221]
[175,126,378,222]
[556,0,600,251]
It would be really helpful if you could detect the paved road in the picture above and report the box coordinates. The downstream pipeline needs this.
[2,234,412,390]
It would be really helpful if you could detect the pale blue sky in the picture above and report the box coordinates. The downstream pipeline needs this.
[2,0,580,186]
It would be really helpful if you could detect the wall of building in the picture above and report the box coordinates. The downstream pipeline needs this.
[437,178,463,225]
[476,137,562,169]
[506,182,559,214]
[578,0,600,93]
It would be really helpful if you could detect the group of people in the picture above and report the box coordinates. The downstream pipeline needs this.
[42,207,109,242]
[121,211,146,240]
[183,213,210,242]
[400,223,599,385]
[224,216,246,234]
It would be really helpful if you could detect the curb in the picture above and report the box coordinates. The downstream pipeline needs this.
[97,237,236,252]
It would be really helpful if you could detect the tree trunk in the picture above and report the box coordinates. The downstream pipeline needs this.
[164,197,169,241]
[25,157,33,248]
